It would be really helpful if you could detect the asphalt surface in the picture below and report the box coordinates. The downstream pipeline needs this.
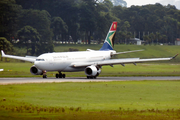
[0,77,180,85]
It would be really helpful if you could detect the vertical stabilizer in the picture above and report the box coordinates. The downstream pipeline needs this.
[100,21,117,51]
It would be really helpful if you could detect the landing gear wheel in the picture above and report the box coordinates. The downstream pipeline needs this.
[62,74,66,78]
[56,74,59,78]
[55,72,66,78]
[59,73,62,78]
[87,76,97,79]
[43,75,47,78]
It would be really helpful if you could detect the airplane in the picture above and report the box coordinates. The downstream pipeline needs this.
[1,21,178,79]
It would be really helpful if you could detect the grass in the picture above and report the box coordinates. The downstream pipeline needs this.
[0,81,180,119]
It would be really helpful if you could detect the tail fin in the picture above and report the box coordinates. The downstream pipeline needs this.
[100,21,117,51]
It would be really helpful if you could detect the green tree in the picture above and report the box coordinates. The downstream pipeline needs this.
[149,33,155,44]
[161,16,178,43]
[117,31,126,44]
[0,37,13,61]
[178,22,180,38]
[36,41,54,55]
[143,35,150,44]
[121,21,130,31]
[111,5,125,19]
[51,17,68,42]
[18,9,52,41]
[0,0,22,40]
[100,0,113,12]
[155,32,161,44]
[116,21,131,44]
[49,0,80,42]
[79,0,100,44]
[162,35,168,44]
[12,0,180,45]
[18,9,53,54]
[17,26,40,55]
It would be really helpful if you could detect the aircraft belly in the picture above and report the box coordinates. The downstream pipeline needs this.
[48,61,69,71]
[62,67,84,72]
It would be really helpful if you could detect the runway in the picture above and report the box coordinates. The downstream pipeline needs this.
[0,77,180,85]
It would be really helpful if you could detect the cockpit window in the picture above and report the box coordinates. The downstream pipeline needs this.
[36,59,45,61]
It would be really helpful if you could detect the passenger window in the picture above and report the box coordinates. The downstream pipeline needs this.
[36,59,45,61]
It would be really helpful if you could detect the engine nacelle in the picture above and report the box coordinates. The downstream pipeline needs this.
[30,65,43,75]
[85,65,101,77]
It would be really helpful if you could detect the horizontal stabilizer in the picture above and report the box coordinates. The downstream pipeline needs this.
[113,49,144,55]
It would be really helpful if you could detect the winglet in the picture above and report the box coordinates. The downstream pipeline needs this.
[171,54,178,59]
[1,50,5,57]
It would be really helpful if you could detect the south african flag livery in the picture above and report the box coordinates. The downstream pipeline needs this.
[100,21,117,51]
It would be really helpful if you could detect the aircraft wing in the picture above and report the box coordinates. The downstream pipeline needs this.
[72,54,178,67]
[1,50,36,63]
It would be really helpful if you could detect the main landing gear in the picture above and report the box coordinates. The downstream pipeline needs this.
[56,72,66,78]
[87,76,97,79]
[42,71,65,79]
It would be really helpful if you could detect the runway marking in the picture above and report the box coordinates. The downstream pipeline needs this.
[0,77,180,85]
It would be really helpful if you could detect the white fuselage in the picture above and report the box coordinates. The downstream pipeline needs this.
[34,50,116,72]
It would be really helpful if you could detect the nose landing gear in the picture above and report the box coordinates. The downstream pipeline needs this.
[42,71,47,78]
[43,74,47,78]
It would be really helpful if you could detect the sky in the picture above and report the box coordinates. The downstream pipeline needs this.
[125,0,180,9]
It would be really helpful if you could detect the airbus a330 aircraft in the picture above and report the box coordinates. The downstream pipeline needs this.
[1,22,178,79]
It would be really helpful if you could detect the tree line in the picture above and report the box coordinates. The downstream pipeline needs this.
[0,0,180,55]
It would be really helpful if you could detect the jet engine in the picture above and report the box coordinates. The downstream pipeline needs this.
[85,65,101,77]
[30,65,43,75]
